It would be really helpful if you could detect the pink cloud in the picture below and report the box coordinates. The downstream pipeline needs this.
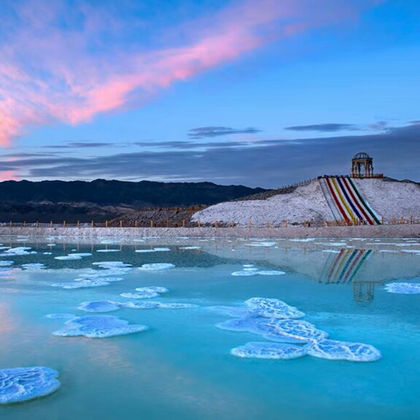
[0,0,381,146]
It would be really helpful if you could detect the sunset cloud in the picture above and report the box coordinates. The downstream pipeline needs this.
[0,0,382,146]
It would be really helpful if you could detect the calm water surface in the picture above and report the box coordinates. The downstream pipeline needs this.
[0,235,419,419]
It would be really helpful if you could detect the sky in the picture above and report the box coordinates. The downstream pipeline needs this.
[0,0,419,188]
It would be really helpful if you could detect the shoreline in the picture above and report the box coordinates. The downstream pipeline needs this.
[0,224,419,238]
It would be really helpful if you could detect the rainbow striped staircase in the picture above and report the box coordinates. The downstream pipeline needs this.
[319,176,381,225]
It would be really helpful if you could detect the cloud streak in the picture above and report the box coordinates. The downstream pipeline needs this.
[0,0,381,146]
[4,122,419,187]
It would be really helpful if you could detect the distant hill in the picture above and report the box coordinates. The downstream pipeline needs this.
[0,179,267,223]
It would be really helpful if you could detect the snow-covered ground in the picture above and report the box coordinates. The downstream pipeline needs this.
[192,178,420,227]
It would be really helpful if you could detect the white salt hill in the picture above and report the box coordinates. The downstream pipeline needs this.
[0,367,60,404]
[53,315,148,338]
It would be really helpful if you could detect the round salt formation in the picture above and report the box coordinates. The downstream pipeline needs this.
[231,342,307,360]
[0,261,13,267]
[51,279,110,289]
[248,242,277,247]
[53,315,148,338]
[307,339,382,362]
[21,263,46,270]
[96,249,120,253]
[245,297,305,319]
[135,286,169,294]
[259,319,328,343]
[385,282,420,294]
[45,313,75,319]
[0,367,60,404]
[139,263,175,271]
[54,255,82,261]
[120,291,159,299]
[78,301,120,313]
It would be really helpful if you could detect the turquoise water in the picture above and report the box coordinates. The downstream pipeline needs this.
[0,236,419,419]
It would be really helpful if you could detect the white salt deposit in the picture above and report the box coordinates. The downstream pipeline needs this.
[139,263,175,271]
[78,301,120,313]
[96,249,120,253]
[385,282,420,294]
[53,315,148,338]
[307,339,382,362]
[0,367,60,404]
[231,342,307,360]
[0,261,14,267]
[21,263,46,270]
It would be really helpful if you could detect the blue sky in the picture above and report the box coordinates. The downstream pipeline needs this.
[0,0,419,187]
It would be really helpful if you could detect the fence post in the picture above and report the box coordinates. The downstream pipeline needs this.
[50,220,53,228]
[231,221,235,228]
[36,221,39,228]
[120,220,123,228]
[135,221,139,228]
[214,221,219,228]
[63,221,66,227]
[9,220,12,227]
[285,220,288,227]
[381,216,384,225]
[248,221,252,228]
[91,220,94,227]
[77,220,80,227]
[198,220,201,228]
[410,216,414,224]
[182,219,186,227]
[266,221,270,228]
[23,221,26,227]
[150,220,154,228]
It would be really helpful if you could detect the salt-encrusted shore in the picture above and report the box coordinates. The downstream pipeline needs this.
[0,224,419,239]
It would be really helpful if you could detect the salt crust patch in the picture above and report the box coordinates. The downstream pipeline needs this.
[21,263,46,270]
[0,367,60,404]
[45,313,75,319]
[139,263,175,271]
[245,298,305,319]
[248,242,276,247]
[0,261,14,267]
[307,339,382,362]
[232,264,285,277]
[231,342,308,360]
[216,297,381,362]
[135,247,170,253]
[53,315,148,338]
[78,301,120,313]
[385,282,420,294]
[96,249,120,253]
[54,255,82,261]
[179,246,201,250]
[120,291,159,299]
[118,301,197,310]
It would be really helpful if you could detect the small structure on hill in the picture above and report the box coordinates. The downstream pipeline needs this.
[351,152,383,178]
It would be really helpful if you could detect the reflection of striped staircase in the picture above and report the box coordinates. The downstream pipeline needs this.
[320,249,373,284]
[319,176,381,225]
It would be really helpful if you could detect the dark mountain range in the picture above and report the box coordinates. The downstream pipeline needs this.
[0,179,266,223]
